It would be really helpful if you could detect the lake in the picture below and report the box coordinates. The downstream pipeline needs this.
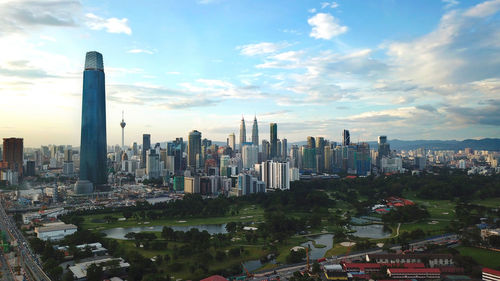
[351,224,391,239]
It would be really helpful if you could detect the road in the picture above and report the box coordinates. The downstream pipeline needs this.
[252,233,458,280]
[0,199,52,281]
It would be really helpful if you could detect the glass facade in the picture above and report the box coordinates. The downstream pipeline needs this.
[79,51,107,188]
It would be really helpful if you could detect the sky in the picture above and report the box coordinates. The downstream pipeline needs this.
[1,0,499,147]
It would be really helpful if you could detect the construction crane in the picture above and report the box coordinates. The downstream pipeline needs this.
[241,262,254,278]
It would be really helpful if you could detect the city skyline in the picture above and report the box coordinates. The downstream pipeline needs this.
[1,0,500,147]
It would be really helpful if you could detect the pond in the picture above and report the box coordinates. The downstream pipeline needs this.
[351,224,391,239]
[300,234,334,260]
[101,224,228,239]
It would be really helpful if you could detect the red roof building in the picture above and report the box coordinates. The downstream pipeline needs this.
[387,268,441,279]
[483,267,500,281]
[200,275,229,281]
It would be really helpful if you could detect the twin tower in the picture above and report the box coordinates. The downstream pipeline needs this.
[75,51,108,194]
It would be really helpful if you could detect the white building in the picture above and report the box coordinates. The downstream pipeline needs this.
[242,144,259,169]
[261,160,290,190]
[69,257,130,280]
[381,157,403,173]
[35,222,77,241]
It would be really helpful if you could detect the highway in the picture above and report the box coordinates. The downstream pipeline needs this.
[0,199,52,281]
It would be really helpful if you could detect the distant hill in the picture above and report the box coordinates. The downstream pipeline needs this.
[289,138,500,151]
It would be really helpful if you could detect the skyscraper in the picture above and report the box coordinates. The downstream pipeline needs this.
[270,123,277,159]
[378,136,390,157]
[2,138,23,177]
[261,140,270,161]
[141,134,151,168]
[76,51,107,194]
[252,116,259,147]
[188,130,202,168]
[307,136,316,149]
[120,111,126,149]
[343,130,350,146]
[228,133,236,151]
[239,117,246,151]
[281,138,287,160]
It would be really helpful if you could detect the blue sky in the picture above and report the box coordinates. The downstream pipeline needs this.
[0,0,499,146]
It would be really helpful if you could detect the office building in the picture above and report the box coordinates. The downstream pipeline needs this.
[228,133,236,151]
[281,138,287,160]
[289,145,299,168]
[261,140,270,162]
[184,176,200,193]
[270,123,278,159]
[242,144,259,169]
[188,130,202,168]
[307,136,315,149]
[239,117,246,151]
[76,51,107,194]
[252,116,259,147]
[343,129,350,146]
[2,138,24,177]
[146,149,161,179]
[141,134,151,168]
[316,137,326,172]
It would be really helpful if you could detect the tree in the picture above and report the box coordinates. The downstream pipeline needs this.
[86,264,103,281]
[123,210,133,219]
[226,222,237,233]
[62,271,75,281]
[312,261,321,274]
[286,248,306,264]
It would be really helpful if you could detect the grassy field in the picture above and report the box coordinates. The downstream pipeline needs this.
[456,246,500,269]
[472,197,500,208]
[324,243,351,257]
[81,204,265,230]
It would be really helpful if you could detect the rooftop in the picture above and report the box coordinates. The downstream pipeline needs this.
[35,223,77,233]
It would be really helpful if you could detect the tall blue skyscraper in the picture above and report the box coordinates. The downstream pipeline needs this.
[75,51,107,194]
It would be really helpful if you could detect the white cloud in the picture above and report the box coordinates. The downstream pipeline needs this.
[464,0,500,17]
[308,8,317,13]
[127,49,154,54]
[85,13,132,35]
[237,42,290,56]
[442,0,459,9]
[321,2,339,9]
[308,13,347,40]
[166,71,181,75]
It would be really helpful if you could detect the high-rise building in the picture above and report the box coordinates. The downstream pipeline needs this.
[289,145,299,168]
[242,144,259,169]
[239,117,246,151]
[120,111,126,149]
[261,160,290,190]
[261,140,270,162]
[307,136,316,149]
[281,138,288,160]
[132,142,138,155]
[228,133,236,151]
[188,130,202,168]
[141,134,151,168]
[146,149,161,179]
[270,123,278,159]
[377,136,390,162]
[252,116,259,147]
[2,138,24,177]
[343,130,350,146]
[76,51,107,194]
[316,137,326,172]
